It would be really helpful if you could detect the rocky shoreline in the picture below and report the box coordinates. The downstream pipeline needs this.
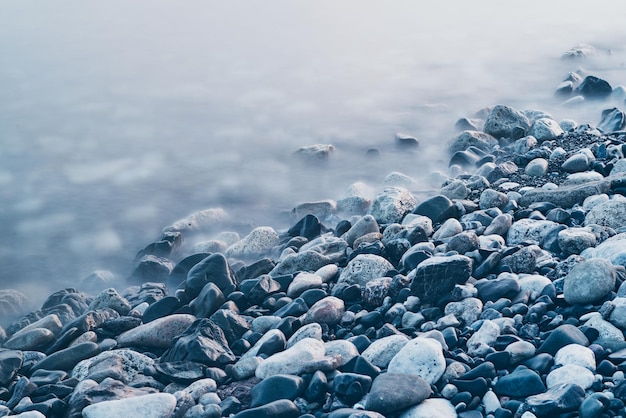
[3,70,626,418]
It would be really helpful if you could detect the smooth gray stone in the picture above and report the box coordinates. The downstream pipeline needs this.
[519,180,610,208]
[563,258,616,305]
[365,372,432,414]
[31,342,100,373]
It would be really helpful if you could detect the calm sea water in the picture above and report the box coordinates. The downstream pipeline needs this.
[1,0,626,308]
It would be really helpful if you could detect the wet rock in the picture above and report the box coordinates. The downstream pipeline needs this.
[484,105,531,140]
[82,392,177,418]
[538,324,589,354]
[412,195,459,224]
[432,218,463,241]
[519,180,610,208]
[585,199,626,230]
[190,282,226,318]
[72,349,154,383]
[255,338,330,379]
[131,255,175,283]
[558,227,597,256]
[250,374,304,407]
[598,107,626,132]
[365,372,432,414]
[554,344,596,371]
[287,272,323,298]
[563,258,616,305]
[160,319,235,367]
[0,350,23,385]
[337,254,393,288]
[577,75,612,99]
[447,231,480,255]
[449,130,499,153]
[31,341,100,373]
[117,314,196,349]
[287,214,322,240]
[361,334,410,369]
[520,383,585,416]
[304,296,344,326]
[479,189,509,210]
[3,328,56,351]
[209,309,250,345]
[562,153,590,173]
[409,254,473,306]
[368,187,417,224]
[526,158,549,177]
[546,364,594,389]
[269,250,332,277]
[387,337,446,384]
[226,227,280,260]
[581,233,626,269]
[528,117,564,142]
[467,319,500,357]
[185,253,237,299]
[333,372,372,404]
[399,398,457,418]
[494,367,546,397]
[231,399,299,418]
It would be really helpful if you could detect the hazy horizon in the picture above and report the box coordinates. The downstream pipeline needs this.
[1,0,626,312]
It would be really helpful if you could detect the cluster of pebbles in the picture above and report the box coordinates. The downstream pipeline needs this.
[4,72,626,418]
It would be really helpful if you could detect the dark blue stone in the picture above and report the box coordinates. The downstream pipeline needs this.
[231,399,300,418]
[250,374,305,407]
[365,372,432,414]
[412,195,459,224]
[538,324,589,355]
[339,356,380,380]
[333,372,372,404]
[521,382,584,416]
[577,75,612,100]
[304,370,327,402]
[143,296,183,323]
[288,214,322,240]
[494,367,546,398]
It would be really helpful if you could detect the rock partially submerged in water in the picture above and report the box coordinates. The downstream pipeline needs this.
[7,100,626,418]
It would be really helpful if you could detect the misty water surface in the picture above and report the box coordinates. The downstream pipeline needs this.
[1,0,626,309]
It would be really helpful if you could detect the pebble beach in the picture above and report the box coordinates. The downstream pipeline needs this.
[4,46,626,418]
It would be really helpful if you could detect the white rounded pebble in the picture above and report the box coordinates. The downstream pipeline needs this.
[432,218,463,241]
[286,323,323,348]
[255,338,326,379]
[225,226,279,259]
[388,337,446,384]
[504,340,536,364]
[546,364,594,389]
[324,340,359,366]
[554,344,596,371]
[362,334,410,369]
[287,272,323,298]
[525,158,549,177]
[482,390,501,414]
[583,313,625,342]
[399,398,457,418]
[337,254,394,287]
[369,186,417,224]
[82,393,177,418]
